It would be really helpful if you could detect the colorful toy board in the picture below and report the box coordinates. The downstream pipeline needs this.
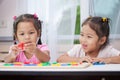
[92,62,105,65]
[0,62,91,70]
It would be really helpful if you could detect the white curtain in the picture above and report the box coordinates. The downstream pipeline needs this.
[16,0,79,62]
[16,0,28,15]
[80,0,90,24]
[48,0,79,62]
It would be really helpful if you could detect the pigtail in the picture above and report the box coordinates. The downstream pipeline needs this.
[37,20,42,45]
[13,35,17,44]
[37,37,42,44]
[101,17,110,47]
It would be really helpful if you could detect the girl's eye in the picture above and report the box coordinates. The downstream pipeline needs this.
[30,32,35,34]
[20,33,24,35]
[80,34,84,36]
[87,36,92,38]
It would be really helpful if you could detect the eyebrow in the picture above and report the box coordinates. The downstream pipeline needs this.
[81,32,95,36]
[18,29,36,32]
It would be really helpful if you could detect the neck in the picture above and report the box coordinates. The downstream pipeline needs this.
[85,49,100,58]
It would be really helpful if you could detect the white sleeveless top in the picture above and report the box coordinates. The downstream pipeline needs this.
[67,44,120,58]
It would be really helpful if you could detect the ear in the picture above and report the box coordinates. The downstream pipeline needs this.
[99,36,106,45]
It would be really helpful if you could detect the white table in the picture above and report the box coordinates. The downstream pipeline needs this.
[0,64,120,80]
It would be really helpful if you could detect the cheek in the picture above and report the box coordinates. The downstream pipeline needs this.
[79,37,83,43]
[18,38,24,43]
[31,35,38,42]
[16,36,23,41]
[87,39,98,46]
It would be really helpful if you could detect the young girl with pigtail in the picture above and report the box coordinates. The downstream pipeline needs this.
[5,14,50,63]
[57,16,120,64]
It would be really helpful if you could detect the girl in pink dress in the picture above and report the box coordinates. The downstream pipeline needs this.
[5,14,50,63]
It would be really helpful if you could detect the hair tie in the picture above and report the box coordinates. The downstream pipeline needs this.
[13,16,17,20]
[33,13,38,19]
[88,16,92,19]
[102,17,107,22]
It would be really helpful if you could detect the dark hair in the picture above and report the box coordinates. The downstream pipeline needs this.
[82,16,110,49]
[13,13,42,44]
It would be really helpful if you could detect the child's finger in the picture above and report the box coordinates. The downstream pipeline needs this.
[17,42,25,50]
[92,58,101,63]
[86,56,93,62]
[24,42,36,47]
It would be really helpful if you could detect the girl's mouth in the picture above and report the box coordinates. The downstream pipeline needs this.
[24,41,32,44]
[82,44,87,49]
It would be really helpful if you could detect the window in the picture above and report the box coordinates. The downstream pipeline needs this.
[74,5,80,44]
[55,0,80,54]
[91,0,120,39]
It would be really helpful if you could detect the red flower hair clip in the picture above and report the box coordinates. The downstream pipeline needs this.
[33,13,38,19]
[13,16,17,20]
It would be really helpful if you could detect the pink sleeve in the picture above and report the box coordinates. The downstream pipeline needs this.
[37,44,49,51]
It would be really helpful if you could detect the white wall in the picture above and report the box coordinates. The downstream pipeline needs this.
[27,0,49,44]
[0,0,17,37]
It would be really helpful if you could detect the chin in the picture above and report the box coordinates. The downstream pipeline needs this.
[83,49,87,52]
[83,49,89,53]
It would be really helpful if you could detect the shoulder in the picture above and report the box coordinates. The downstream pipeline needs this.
[102,44,119,52]
[99,44,120,57]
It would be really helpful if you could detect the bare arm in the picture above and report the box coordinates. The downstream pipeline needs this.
[92,55,120,64]
[34,48,50,62]
[57,53,80,63]
[4,45,19,63]
[57,53,93,63]
[108,56,120,64]
[4,53,16,63]
[24,42,50,62]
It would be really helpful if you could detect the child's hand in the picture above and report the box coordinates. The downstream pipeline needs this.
[80,56,93,63]
[24,42,36,54]
[92,58,111,64]
[9,45,20,57]
[18,42,24,50]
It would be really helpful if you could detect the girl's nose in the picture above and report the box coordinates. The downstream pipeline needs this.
[25,34,30,39]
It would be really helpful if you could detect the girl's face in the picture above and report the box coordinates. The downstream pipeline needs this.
[16,22,39,44]
[80,24,102,54]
